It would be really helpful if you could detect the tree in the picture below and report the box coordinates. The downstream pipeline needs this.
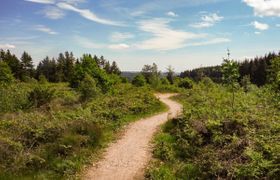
[268,57,280,93]
[240,75,252,93]
[0,61,14,83]
[56,53,66,81]
[178,78,193,89]
[141,63,161,86]
[20,51,34,80]
[64,51,75,81]
[166,65,175,84]
[70,54,112,92]
[110,61,121,75]
[132,74,146,87]
[161,77,170,85]
[1,49,21,79]
[221,59,240,112]
[36,56,58,82]
[78,74,100,102]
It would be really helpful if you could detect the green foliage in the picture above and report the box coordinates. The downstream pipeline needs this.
[0,83,164,178]
[20,51,34,80]
[132,74,146,87]
[70,54,113,93]
[28,85,55,108]
[178,77,193,89]
[0,83,32,112]
[141,63,161,88]
[160,77,170,85]
[148,83,280,179]
[38,74,48,84]
[222,59,240,112]
[240,75,252,92]
[268,57,280,93]
[78,74,100,102]
[0,61,14,83]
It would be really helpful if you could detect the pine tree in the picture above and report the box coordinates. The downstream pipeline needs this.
[166,65,175,84]
[110,61,121,75]
[20,51,34,80]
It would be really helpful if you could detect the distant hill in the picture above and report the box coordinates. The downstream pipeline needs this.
[121,71,140,81]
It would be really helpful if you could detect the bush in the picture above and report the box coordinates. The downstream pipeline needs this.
[178,78,193,89]
[0,61,14,83]
[147,82,280,179]
[78,74,100,102]
[132,74,146,87]
[28,85,55,108]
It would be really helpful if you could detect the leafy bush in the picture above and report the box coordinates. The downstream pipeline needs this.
[0,83,164,178]
[132,74,146,87]
[0,83,32,112]
[0,61,14,83]
[78,74,100,102]
[28,85,55,108]
[147,83,280,179]
[178,78,193,89]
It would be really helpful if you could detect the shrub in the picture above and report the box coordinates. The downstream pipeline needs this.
[132,74,146,87]
[28,85,55,108]
[178,78,193,89]
[78,74,100,102]
[0,61,14,83]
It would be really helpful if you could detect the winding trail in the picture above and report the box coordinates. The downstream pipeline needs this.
[83,94,182,180]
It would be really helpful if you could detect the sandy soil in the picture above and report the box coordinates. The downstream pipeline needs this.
[83,94,182,180]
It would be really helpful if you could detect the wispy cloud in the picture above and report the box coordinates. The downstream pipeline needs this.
[111,32,134,42]
[42,6,65,19]
[244,0,280,17]
[190,13,223,28]
[0,44,16,49]
[57,2,124,26]
[25,0,55,4]
[108,43,130,50]
[74,36,130,50]
[186,38,231,47]
[74,35,104,49]
[255,31,261,35]
[34,25,58,35]
[252,21,269,31]
[135,18,206,51]
[166,11,178,17]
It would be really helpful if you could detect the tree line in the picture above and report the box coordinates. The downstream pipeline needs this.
[180,51,280,86]
[0,49,121,85]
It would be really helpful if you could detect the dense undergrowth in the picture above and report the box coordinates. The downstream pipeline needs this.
[0,82,165,179]
[146,78,280,179]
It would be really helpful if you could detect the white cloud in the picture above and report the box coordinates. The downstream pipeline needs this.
[130,11,145,17]
[0,44,16,49]
[252,21,269,31]
[186,38,231,47]
[190,13,223,28]
[136,19,206,51]
[166,11,178,17]
[74,36,104,49]
[75,36,130,50]
[111,32,134,42]
[34,25,58,35]
[42,6,65,19]
[25,0,85,4]
[244,0,280,17]
[108,43,130,50]
[255,31,261,35]
[25,0,55,4]
[57,2,123,26]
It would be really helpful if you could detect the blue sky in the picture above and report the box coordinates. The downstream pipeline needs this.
[0,0,280,71]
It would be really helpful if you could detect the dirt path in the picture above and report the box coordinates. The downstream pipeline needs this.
[83,94,182,180]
